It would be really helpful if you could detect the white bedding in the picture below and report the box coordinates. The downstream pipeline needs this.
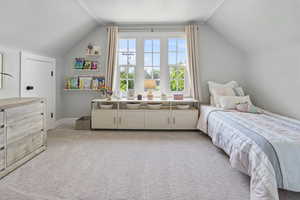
[198,105,300,200]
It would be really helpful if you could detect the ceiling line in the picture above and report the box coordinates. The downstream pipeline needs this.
[75,0,106,25]
[203,0,226,23]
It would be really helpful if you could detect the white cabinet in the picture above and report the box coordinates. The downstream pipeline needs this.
[91,110,117,129]
[171,110,198,130]
[118,110,145,129]
[145,110,171,129]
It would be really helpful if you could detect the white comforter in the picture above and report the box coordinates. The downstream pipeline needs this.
[198,105,300,200]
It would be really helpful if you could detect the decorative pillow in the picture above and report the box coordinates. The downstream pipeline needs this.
[211,87,236,107]
[233,87,245,96]
[208,81,239,106]
[218,95,252,110]
[236,103,263,114]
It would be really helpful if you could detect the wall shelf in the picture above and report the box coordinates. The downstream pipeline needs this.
[64,89,101,92]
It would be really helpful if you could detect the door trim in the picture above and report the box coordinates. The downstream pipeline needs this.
[20,52,56,129]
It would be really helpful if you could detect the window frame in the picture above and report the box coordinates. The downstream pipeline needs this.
[116,32,190,97]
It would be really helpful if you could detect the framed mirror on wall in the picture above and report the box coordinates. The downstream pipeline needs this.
[0,53,2,89]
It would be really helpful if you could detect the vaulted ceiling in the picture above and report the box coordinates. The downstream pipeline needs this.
[0,0,298,56]
[208,0,300,53]
[77,0,222,24]
[0,0,98,57]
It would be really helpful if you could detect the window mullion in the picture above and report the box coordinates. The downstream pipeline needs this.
[135,37,144,94]
[160,37,168,95]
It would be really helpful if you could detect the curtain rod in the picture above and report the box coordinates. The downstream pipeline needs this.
[117,25,185,33]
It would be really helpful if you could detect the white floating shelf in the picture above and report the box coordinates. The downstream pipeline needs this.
[64,89,101,92]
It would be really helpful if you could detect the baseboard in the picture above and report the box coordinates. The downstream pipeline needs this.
[55,118,78,128]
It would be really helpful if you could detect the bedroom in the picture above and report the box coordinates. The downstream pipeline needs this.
[0,0,299,200]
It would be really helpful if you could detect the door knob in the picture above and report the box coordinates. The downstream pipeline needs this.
[26,86,34,90]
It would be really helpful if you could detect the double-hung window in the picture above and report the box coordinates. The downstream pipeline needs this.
[116,32,189,97]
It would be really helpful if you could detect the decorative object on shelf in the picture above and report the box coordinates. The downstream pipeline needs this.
[176,104,190,110]
[99,85,112,98]
[99,103,113,109]
[161,93,168,100]
[144,80,156,100]
[173,94,184,100]
[86,43,101,56]
[147,103,162,110]
[127,89,135,100]
[137,94,143,100]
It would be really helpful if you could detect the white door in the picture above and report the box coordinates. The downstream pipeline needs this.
[20,52,56,130]
[171,110,198,130]
[118,110,145,129]
[145,110,171,129]
[92,110,117,129]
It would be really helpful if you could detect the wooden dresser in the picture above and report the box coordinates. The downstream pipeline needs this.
[0,98,46,178]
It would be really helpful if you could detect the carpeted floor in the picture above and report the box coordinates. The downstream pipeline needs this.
[0,127,299,200]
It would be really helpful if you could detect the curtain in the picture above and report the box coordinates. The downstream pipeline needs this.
[185,24,202,101]
[105,26,118,89]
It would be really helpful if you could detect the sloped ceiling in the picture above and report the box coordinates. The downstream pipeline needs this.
[208,0,300,53]
[0,0,98,57]
[77,0,221,23]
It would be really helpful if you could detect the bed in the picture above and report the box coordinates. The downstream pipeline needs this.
[198,105,300,200]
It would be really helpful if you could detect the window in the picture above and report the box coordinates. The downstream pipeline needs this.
[118,39,136,93]
[116,33,189,97]
[168,38,187,92]
[144,39,160,91]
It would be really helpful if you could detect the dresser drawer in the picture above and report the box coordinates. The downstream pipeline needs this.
[7,114,43,143]
[31,131,45,152]
[6,102,43,124]
[0,149,5,171]
[0,126,4,148]
[0,111,3,126]
[7,135,32,166]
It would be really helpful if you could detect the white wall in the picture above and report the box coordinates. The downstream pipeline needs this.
[199,24,247,103]
[61,27,108,118]
[245,45,300,120]
[59,24,246,118]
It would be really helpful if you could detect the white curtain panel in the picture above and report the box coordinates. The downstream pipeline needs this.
[105,26,119,89]
[185,24,202,101]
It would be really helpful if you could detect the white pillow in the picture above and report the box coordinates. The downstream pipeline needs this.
[233,87,245,96]
[208,81,239,106]
[208,81,239,95]
[218,95,252,110]
[211,87,236,107]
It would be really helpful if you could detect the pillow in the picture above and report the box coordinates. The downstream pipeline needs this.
[211,87,236,107]
[236,103,263,114]
[208,81,239,95]
[218,95,252,109]
[233,87,245,96]
[208,81,239,106]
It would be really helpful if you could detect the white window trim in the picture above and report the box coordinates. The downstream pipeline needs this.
[116,32,191,97]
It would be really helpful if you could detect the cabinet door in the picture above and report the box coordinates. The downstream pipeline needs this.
[145,110,171,129]
[92,110,117,129]
[171,110,198,130]
[118,110,145,129]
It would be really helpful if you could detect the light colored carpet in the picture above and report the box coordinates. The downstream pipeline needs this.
[0,127,299,200]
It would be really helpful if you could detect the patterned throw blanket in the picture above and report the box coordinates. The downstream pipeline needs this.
[198,106,300,200]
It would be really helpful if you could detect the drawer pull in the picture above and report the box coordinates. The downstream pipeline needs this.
[0,146,5,151]
[0,125,4,128]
